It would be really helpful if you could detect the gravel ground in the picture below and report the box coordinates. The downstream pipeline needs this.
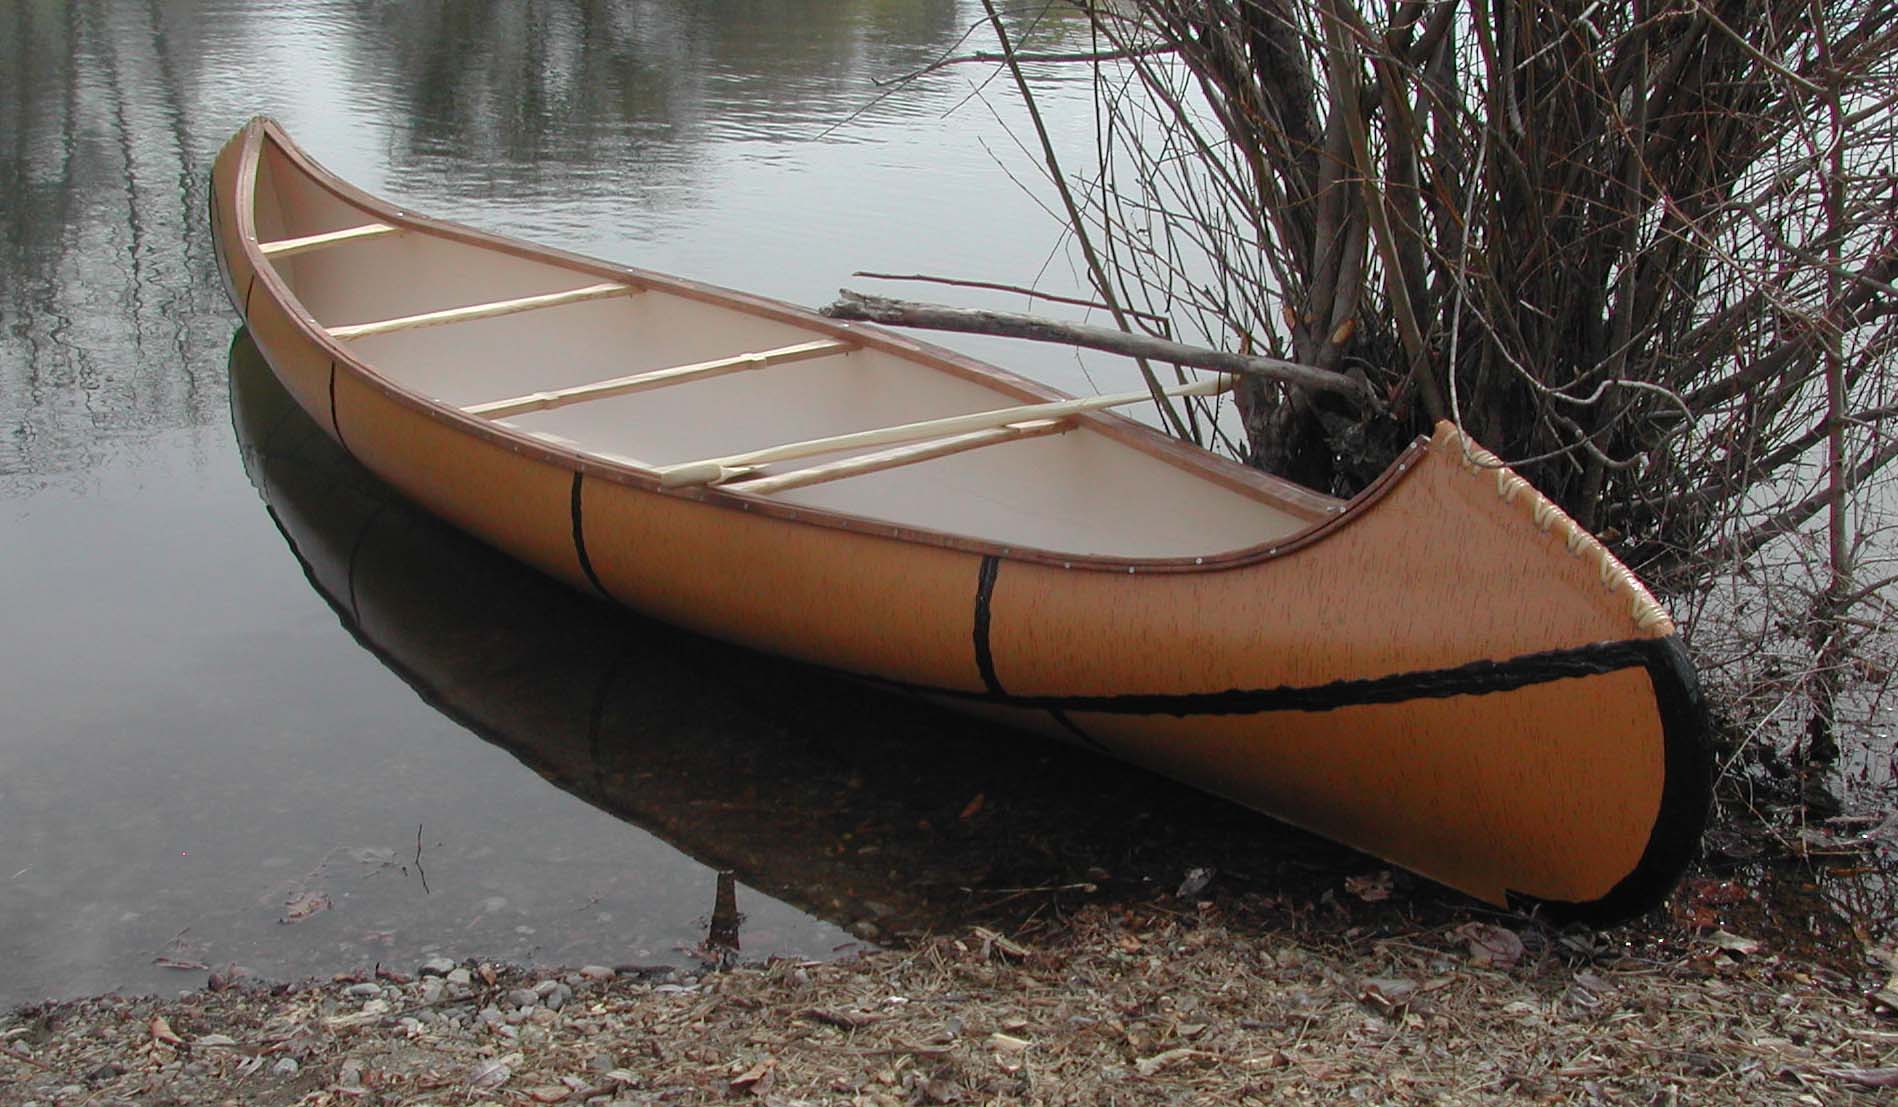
[7,899,1898,1107]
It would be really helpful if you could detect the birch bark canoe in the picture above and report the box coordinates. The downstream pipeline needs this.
[209,117,1709,922]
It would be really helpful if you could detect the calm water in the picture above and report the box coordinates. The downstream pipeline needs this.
[0,1,1295,1006]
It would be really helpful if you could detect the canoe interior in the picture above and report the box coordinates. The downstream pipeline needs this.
[252,140,1327,560]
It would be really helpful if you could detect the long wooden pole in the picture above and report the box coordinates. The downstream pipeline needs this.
[655,375,1237,489]
[823,291,1370,403]
[723,419,1069,496]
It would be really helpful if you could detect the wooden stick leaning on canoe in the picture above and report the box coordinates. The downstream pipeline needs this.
[655,375,1238,488]
[821,290,1376,406]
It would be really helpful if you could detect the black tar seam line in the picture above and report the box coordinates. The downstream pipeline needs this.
[570,473,611,600]
[900,637,1664,717]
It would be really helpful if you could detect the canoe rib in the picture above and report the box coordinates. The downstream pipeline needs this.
[259,222,399,257]
[327,281,635,340]
[657,374,1236,488]
[466,339,853,418]
[725,418,1072,496]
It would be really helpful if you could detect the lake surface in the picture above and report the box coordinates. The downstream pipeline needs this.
[0,0,1335,1007]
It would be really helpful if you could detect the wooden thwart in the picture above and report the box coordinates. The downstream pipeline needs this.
[259,223,399,257]
[327,282,633,340]
[657,374,1236,489]
[467,339,850,418]
[725,419,1070,496]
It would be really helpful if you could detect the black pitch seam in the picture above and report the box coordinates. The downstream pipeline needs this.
[244,273,255,317]
[570,473,612,600]
[972,556,1127,753]
[972,555,1005,695]
[327,360,352,458]
[914,636,1668,718]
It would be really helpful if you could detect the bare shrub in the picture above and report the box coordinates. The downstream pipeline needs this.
[954,1,1898,779]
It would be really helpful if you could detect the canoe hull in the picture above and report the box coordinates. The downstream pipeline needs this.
[211,118,1709,921]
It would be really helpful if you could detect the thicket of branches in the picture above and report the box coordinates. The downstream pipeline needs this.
[949,0,1898,778]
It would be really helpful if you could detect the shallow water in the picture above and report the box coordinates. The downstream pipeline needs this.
[0,0,1179,1006]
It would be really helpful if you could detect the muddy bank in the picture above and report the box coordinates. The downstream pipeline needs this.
[8,899,1898,1107]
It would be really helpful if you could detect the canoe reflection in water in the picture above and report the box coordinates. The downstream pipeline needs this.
[228,327,1359,948]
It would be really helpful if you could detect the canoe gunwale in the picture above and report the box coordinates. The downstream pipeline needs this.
[227,117,1413,575]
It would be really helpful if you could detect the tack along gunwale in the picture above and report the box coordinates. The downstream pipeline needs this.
[210,117,1710,923]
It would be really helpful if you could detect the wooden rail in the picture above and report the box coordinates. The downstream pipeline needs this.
[467,339,850,418]
[327,282,634,340]
[259,223,399,257]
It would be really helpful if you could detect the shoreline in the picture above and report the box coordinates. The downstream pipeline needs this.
[8,902,1897,1106]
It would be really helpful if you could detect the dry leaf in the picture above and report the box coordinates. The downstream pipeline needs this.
[1814,1066,1898,1087]
[730,1056,777,1093]
[150,1015,185,1045]
[973,927,1031,960]
[152,956,210,971]
[1136,1047,1206,1076]
[468,1052,522,1090]
[1454,923,1525,969]
[1345,871,1393,902]
[1358,977,1419,1011]
[279,891,331,925]
[1708,930,1762,956]
[1176,867,1216,898]
[800,1007,880,1030]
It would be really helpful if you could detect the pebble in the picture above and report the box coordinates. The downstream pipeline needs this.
[419,956,458,977]
[579,965,615,982]
[420,978,445,1004]
[445,968,473,987]
[477,1005,505,1027]
[506,988,541,1010]
[271,1058,299,1077]
[345,983,382,1000]
[338,1059,365,1087]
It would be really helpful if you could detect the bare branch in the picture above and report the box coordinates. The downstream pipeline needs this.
[822,291,1374,403]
